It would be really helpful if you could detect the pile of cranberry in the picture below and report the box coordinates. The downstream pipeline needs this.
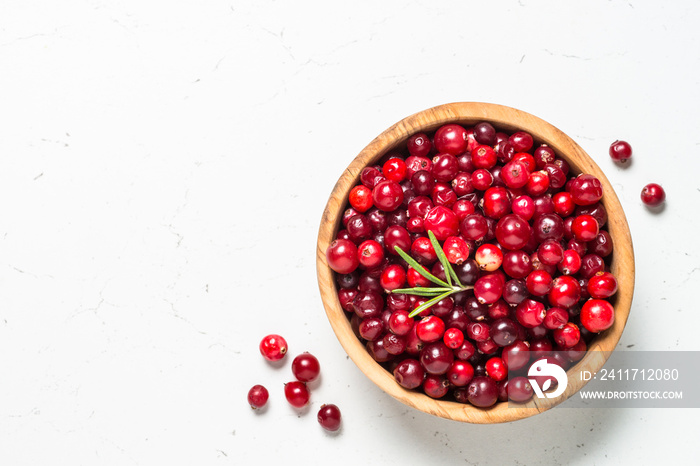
[325,122,621,407]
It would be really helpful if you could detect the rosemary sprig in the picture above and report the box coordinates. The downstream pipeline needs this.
[391,231,474,318]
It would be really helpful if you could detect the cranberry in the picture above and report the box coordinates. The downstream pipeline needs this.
[471,168,494,191]
[420,342,454,375]
[405,155,432,178]
[552,192,575,217]
[472,145,498,169]
[485,357,508,381]
[359,317,384,341]
[554,322,581,348]
[474,273,504,304]
[367,339,393,362]
[284,381,310,408]
[558,249,582,275]
[467,376,499,407]
[443,236,471,264]
[352,290,383,319]
[411,170,435,196]
[544,163,567,190]
[292,353,321,382]
[383,333,407,355]
[580,299,615,332]
[515,299,546,328]
[537,239,564,265]
[247,384,269,409]
[460,214,489,241]
[423,206,459,240]
[349,185,373,213]
[443,328,464,349]
[511,195,535,220]
[454,339,476,360]
[373,180,404,211]
[360,166,384,188]
[532,194,555,219]
[482,187,511,219]
[568,174,603,206]
[394,359,425,389]
[526,270,553,296]
[385,225,411,255]
[423,374,450,398]
[533,213,564,243]
[407,132,432,157]
[641,183,666,207]
[530,338,553,360]
[326,239,359,274]
[490,317,518,347]
[509,131,534,152]
[533,145,556,169]
[434,124,468,155]
[474,122,497,145]
[475,244,504,272]
[447,360,475,386]
[501,160,530,189]
[429,153,458,182]
[495,214,532,250]
[543,307,569,330]
[572,215,599,242]
[589,230,613,257]
[388,310,414,336]
[317,404,342,432]
[259,334,288,361]
[588,271,618,299]
[526,170,550,196]
[454,259,481,285]
[502,340,530,371]
[503,279,529,305]
[416,316,446,343]
[502,250,532,279]
[549,275,581,308]
[508,377,534,403]
[609,140,632,163]
[357,240,384,268]
[337,289,358,312]
[383,157,408,182]
[580,253,605,278]
[380,264,406,290]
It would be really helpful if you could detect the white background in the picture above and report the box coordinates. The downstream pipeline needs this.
[1,1,699,464]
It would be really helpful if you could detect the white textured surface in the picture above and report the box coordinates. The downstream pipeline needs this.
[1,1,699,464]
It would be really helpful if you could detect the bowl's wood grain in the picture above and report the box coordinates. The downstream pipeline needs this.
[317,102,634,423]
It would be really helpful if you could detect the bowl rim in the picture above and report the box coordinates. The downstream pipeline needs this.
[316,102,635,424]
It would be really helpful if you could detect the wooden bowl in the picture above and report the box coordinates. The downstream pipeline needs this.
[316,102,634,423]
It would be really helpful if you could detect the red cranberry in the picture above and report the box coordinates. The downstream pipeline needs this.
[474,273,504,304]
[588,271,618,298]
[383,157,407,182]
[609,140,632,163]
[443,236,471,264]
[482,187,511,219]
[259,334,288,361]
[568,174,603,206]
[380,264,406,291]
[434,124,468,155]
[581,299,615,333]
[326,239,359,274]
[501,160,530,188]
[423,206,459,240]
[454,339,476,360]
[490,317,518,347]
[558,249,582,275]
[394,358,425,389]
[443,328,464,349]
[503,279,528,305]
[359,317,384,341]
[471,168,494,190]
[485,357,508,381]
[423,374,450,399]
[357,239,384,268]
[580,253,605,278]
[526,170,550,196]
[552,192,575,217]
[431,182,457,207]
[372,180,404,211]
[447,360,475,386]
[532,194,555,219]
[589,230,613,257]
[292,353,321,382]
[416,316,446,343]
[543,307,569,330]
[508,377,534,402]
[420,342,454,375]
[554,322,581,348]
[284,381,310,408]
[317,404,342,432]
[641,183,665,207]
[549,275,581,308]
[474,122,497,145]
[388,310,414,336]
[511,195,535,220]
[467,376,499,407]
[405,155,432,178]
[526,270,553,296]
[502,250,532,279]
[533,213,564,243]
[544,163,567,189]
[430,153,458,182]
[360,166,384,188]
[407,132,432,158]
[495,214,532,250]
[460,214,489,241]
[452,198,476,220]
[353,290,383,319]
[515,299,546,328]
[472,145,498,169]
[502,340,530,371]
[349,185,373,212]
[509,131,534,152]
[533,145,556,168]
[530,338,553,360]
[572,214,599,242]
[248,384,269,409]
[384,225,411,256]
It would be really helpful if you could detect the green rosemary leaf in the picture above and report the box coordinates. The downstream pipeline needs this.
[427,230,464,288]
[391,287,452,297]
[393,245,451,288]
[408,290,455,318]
